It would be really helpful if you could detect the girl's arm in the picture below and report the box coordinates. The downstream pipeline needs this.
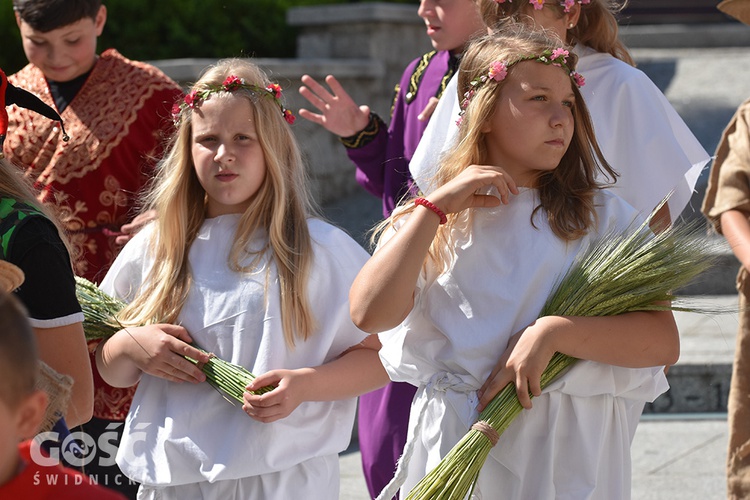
[720,209,750,270]
[95,324,210,388]
[34,323,94,427]
[350,164,519,333]
[478,309,679,411]
[242,335,390,423]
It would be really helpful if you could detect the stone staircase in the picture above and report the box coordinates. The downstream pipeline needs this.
[644,236,738,415]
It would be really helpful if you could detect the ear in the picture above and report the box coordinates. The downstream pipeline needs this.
[94,5,107,36]
[14,11,23,30]
[565,4,582,30]
[15,390,48,441]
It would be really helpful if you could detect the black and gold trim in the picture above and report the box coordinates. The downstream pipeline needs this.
[339,113,386,149]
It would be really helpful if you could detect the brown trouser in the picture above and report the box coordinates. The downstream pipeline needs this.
[728,288,750,499]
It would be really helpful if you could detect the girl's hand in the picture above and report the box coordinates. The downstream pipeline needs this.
[298,75,371,137]
[476,317,557,411]
[242,368,312,423]
[113,324,209,384]
[429,164,520,216]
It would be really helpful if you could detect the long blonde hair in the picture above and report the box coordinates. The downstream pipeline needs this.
[479,0,635,66]
[380,25,617,273]
[118,59,319,348]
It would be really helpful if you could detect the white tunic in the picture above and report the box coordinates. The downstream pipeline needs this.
[378,189,669,499]
[409,44,710,222]
[100,215,370,497]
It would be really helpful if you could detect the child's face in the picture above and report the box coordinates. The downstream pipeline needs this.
[418,0,485,54]
[191,94,268,218]
[15,6,106,83]
[482,61,575,187]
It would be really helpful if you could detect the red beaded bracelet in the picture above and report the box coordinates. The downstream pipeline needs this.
[414,197,447,225]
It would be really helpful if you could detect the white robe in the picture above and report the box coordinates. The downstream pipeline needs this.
[100,215,370,499]
[409,44,710,222]
[378,189,669,499]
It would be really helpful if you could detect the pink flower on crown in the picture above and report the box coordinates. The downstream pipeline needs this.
[283,109,296,124]
[571,71,586,87]
[551,48,569,64]
[562,0,576,12]
[184,90,200,109]
[529,0,545,10]
[267,83,282,100]
[222,75,244,91]
[581,0,590,4]
[488,61,508,82]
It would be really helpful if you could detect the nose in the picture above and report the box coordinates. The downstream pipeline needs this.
[550,104,573,129]
[213,143,234,165]
[418,0,434,18]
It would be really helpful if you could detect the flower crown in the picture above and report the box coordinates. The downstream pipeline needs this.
[172,75,295,125]
[457,48,585,125]
[494,0,591,13]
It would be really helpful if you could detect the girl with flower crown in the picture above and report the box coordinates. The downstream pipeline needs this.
[411,0,709,232]
[350,25,678,499]
[93,58,388,500]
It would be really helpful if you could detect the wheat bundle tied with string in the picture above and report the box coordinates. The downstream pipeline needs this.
[402,207,718,500]
[75,276,273,405]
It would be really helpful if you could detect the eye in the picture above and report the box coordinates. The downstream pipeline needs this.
[66,38,81,45]
[195,136,216,145]
[532,95,547,102]
[562,100,574,108]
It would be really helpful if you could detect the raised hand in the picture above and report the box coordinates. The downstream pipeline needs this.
[298,74,371,137]
[428,164,520,217]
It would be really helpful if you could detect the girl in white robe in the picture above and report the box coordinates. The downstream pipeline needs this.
[410,0,709,226]
[94,59,388,500]
[350,25,678,500]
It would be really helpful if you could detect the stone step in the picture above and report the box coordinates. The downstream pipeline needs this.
[644,295,738,414]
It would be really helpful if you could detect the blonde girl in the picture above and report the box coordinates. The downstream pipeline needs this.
[351,25,678,499]
[411,0,709,231]
[96,58,387,500]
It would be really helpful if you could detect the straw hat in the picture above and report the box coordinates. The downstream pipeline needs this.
[0,260,24,292]
[718,0,750,26]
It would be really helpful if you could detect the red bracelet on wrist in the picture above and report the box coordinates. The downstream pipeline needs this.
[414,197,447,225]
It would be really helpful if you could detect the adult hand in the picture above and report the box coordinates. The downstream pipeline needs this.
[242,368,310,423]
[298,74,371,137]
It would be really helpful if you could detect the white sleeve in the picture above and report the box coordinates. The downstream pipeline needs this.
[581,58,710,221]
[409,75,461,195]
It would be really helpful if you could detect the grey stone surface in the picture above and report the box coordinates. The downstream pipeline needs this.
[339,416,730,499]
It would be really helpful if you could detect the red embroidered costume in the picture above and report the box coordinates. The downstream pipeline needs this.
[3,48,183,422]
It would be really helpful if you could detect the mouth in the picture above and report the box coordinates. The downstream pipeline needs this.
[216,172,238,182]
[545,139,566,147]
[425,23,440,34]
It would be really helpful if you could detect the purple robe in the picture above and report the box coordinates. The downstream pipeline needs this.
[347,50,455,218]
[349,50,455,499]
